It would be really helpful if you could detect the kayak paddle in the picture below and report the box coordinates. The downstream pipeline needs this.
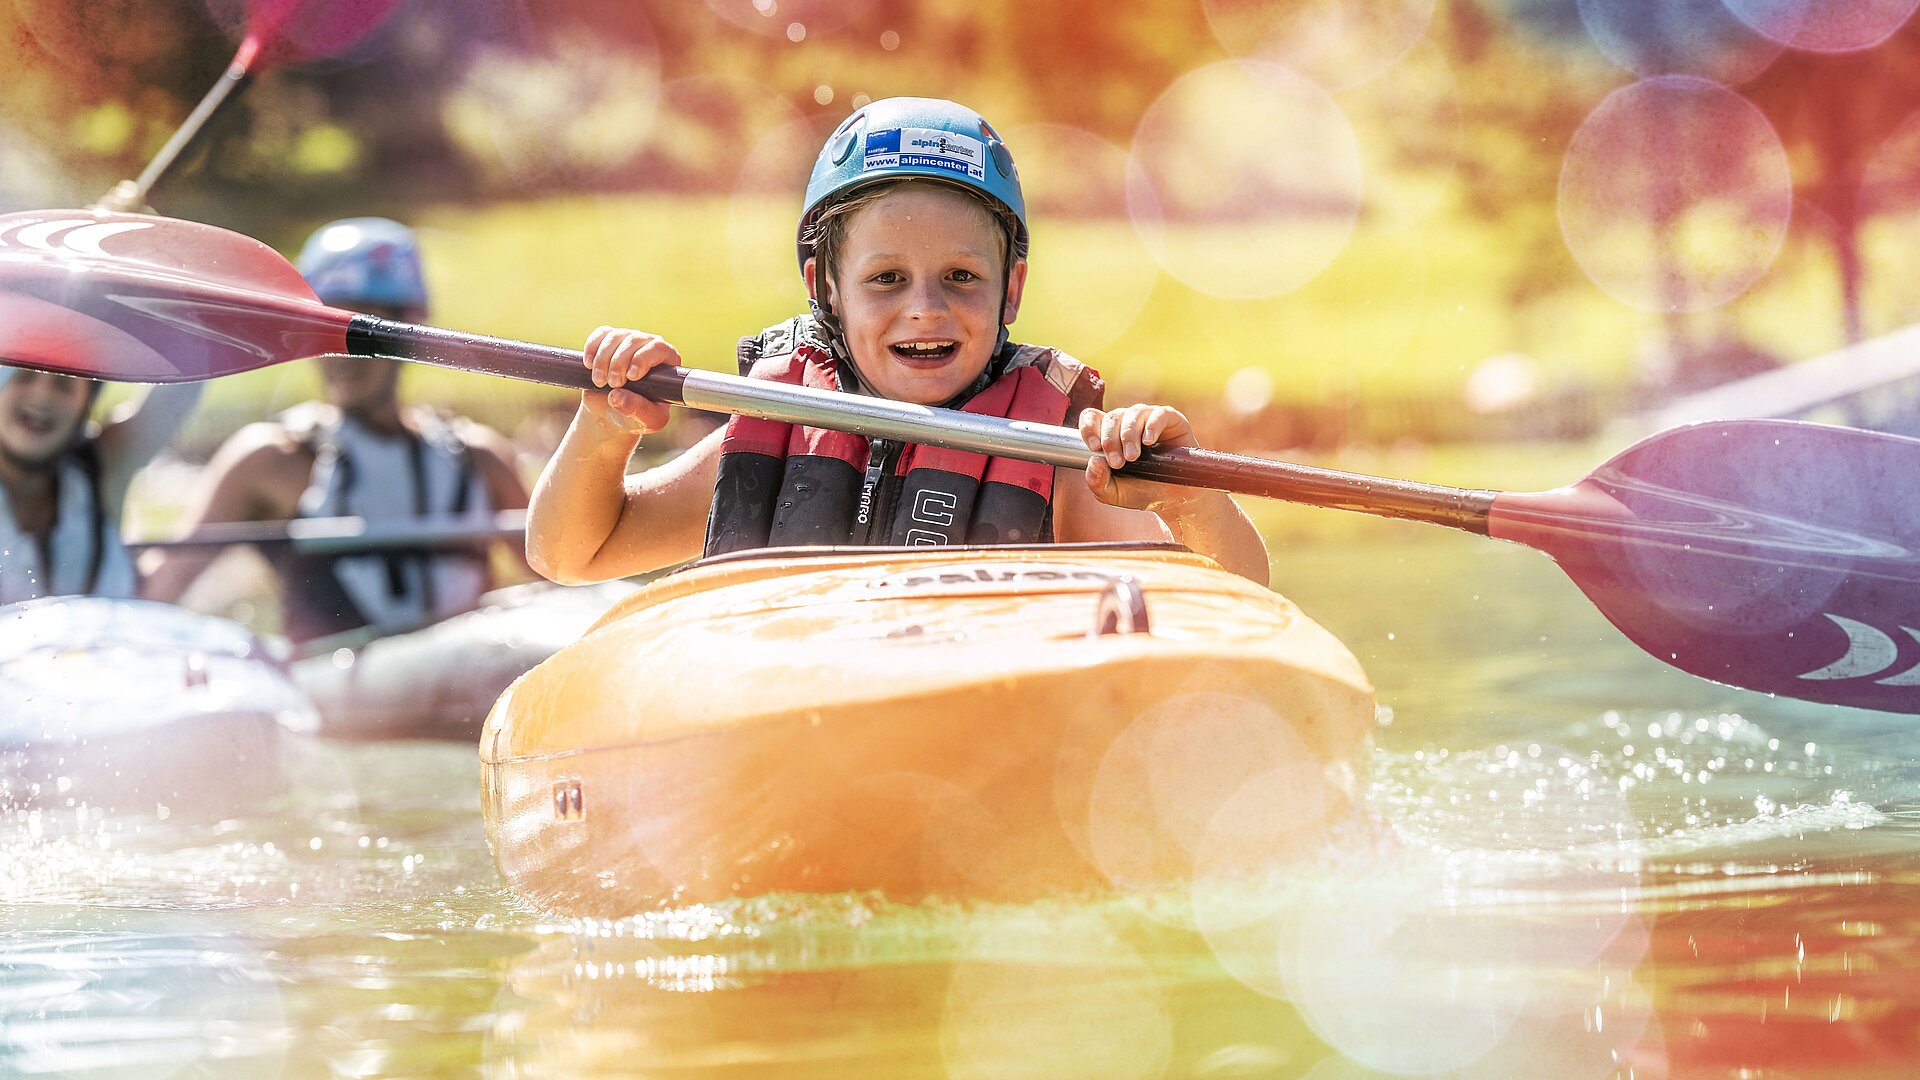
[97,0,405,211]
[128,510,528,557]
[3,207,1917,713]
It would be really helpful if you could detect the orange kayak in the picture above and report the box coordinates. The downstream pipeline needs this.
[480,544,1374,917]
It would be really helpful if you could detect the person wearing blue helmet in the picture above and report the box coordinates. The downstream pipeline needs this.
[143,218,530,642]
[0,367,200,603]
[525,98,1266,584]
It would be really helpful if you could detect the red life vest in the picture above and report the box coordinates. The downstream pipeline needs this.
[702,317,1104,557]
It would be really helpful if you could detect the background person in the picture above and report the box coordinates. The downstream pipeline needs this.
[142,217,530,642]
[0,369,200,603]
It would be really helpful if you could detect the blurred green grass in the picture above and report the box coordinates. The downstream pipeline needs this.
[145,189,1863,463]
[408,193,1641,398]
[156,192,1640,450]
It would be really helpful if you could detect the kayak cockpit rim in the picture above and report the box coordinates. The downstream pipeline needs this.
[680,540,1197,575]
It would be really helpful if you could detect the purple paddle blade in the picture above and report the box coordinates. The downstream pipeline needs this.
[1492,419,1920,713]
[0,209,350,382]
[237,0,407,70]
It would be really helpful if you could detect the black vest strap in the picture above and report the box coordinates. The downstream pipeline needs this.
[72,440,106,595]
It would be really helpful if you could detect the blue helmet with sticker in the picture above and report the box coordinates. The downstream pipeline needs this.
[797,97,1026,273]
[296,217,428,316]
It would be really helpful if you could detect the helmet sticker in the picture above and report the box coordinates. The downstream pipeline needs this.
[863,127,986,182]
[828,115,863,165]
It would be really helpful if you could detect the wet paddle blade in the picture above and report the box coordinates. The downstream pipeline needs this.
[0,208,349,382]
[1490,419,1920,713]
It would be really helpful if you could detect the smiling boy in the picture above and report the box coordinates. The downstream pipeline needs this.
[525,98,1267,584]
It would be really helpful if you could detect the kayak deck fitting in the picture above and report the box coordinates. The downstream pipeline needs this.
[481,544,1375,917]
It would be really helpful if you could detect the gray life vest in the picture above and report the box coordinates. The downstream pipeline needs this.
[275,405,493,642]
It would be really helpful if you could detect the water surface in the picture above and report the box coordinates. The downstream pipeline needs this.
[5,526,1918,1078]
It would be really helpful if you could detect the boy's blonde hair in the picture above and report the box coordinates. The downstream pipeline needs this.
[803,178,1028,294]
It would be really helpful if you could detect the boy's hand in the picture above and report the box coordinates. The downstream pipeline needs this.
[1077,404,1206,513]
[582,325,678,434]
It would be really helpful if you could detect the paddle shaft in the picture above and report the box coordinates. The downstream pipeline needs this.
[124,64,257,205]
[347,316,1498,534]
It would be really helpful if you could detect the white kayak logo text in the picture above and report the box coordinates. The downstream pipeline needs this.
[866,563,1135,593]
[1798,612,1920,686]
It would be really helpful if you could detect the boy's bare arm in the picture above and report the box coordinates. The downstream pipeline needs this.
[526,403,721,585]
[527,327,720,584]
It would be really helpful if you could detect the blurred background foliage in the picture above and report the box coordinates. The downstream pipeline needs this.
[7,0,1920,455]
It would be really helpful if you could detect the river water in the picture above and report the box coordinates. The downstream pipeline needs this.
[3,525,1917,1079]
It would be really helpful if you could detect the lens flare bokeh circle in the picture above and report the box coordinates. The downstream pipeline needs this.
[1558,76,1791,313]
[1721,0,1920,53]
[1574,0,1786,83]
[1201,0,1438,91]
[1128,61,1364,301]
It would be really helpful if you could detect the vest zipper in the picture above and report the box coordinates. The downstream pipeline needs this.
[856,438,899,545]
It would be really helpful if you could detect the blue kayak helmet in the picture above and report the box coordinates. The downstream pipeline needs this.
[798,97,1026,273]
[797,98,1028,373]
[296,217,428,318]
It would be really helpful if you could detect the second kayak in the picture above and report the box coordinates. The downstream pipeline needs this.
[290,580,638,740]
[481,544,1375,917]
[0,596,314,816]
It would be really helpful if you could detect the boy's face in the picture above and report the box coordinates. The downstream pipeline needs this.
[0,370,93,468]
[810,184,1027,406]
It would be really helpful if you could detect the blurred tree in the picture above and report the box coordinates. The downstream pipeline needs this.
[1438,0,1603,311]
[999,0,1217,139]
[1743,21,1920,344]
[0,0,226,205]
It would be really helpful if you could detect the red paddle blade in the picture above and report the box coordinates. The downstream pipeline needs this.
[237,0,407,70]
[0,209,349,383]
[1491,419,1920,713]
